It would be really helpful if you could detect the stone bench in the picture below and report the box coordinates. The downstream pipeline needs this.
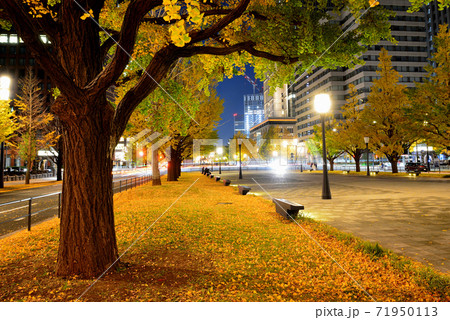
[215,176,220,182]
[223,179,231,186]
[238,185,251,195]
[273,198,304,219]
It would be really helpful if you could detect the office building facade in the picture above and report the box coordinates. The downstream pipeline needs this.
[243,93,264,137]
[292,0,429,141]
[233,113,245,136]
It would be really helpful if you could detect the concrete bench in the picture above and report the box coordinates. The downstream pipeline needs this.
[409,172,420,177]
[206,172,211,177]
[223,179,231,186]
[210,174,214,179]
[215,176,220,182]
[343,170,350,174]
[273,198,304,219]
[238,185,251,195]
[370,171,379,176]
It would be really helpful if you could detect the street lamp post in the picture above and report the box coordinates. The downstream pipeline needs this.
[238,139,242,179]
[0,75,12,189]
[217,147,223,174]
[314,94,332,200]
[364,137,370,176]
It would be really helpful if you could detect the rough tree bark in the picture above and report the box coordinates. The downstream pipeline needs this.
[55,99,118,277]
[167,145,178,181]
[388,157,399,173]
[56,136,63,181]
[151,147,161,186]
[355,157,361,172]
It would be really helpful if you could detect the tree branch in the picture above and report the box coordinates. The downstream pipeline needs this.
[189,0,250,44]
[100,31,119,63]
[177,41,300,64]
[141,8,233,25]
[111,45,179,146]
[86,0,162,94]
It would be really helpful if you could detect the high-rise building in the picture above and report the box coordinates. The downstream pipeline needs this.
[263,81,295,119]
[243,93,264,137]
[425,0,450,58]
[292,0,429,141]
[233,113,245,136]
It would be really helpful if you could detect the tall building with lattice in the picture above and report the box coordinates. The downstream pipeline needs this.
[292,0,429,141]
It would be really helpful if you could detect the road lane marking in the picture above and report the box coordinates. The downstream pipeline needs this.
[0,203,37,215]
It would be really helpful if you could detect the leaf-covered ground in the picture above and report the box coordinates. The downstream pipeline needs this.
[0,173,448,301]
[0,180,62,194]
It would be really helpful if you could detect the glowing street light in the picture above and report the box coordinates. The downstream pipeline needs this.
[314,93,332,199]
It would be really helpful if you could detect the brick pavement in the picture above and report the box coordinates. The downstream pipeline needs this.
[218,170,450,274]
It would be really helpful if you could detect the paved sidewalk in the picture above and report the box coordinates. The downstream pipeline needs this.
[3,176,57,186]
[218,170,450,274]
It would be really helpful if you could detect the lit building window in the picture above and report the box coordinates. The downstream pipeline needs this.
[9,34,18,43]
[0,34,8,43]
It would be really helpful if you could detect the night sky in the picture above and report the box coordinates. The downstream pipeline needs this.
[215,68,263,142]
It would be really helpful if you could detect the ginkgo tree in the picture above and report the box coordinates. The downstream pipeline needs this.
[0,0,394,277]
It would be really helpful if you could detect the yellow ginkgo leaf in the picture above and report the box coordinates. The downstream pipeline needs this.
[369,0,379,7]
[80,9,93,20]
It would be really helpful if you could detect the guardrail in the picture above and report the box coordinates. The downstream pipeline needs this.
[3,172,55,181]
[0,174,152,235]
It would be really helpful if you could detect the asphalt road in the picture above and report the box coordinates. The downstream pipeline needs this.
[218,169,450,273]
[0,172,152,238]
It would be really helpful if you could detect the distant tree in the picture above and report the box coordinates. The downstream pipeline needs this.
[14,68,58,184]
[312,119,344,171]
[0,100,17,144]
[362,49,418,173]
[258,126,292,161]
[231,131,257,162]
[334,85,366,172]
[409,25,450,149]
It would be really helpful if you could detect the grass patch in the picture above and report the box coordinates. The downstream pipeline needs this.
[0,173,448,302]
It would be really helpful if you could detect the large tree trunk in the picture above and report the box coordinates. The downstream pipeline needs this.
[25,156,31,185]
[329,159,334,171]
[355,157,361,172]
[167,146,178,182]
[56,103,118,278]
[152,148,161,186]
[388,158,399,173]
[175,158,182,178]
